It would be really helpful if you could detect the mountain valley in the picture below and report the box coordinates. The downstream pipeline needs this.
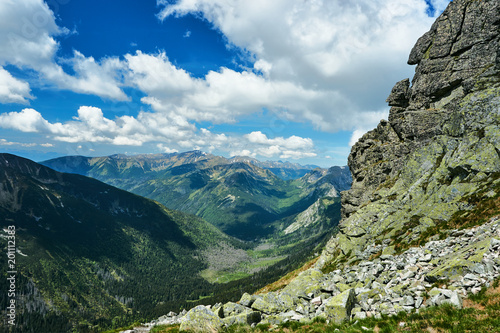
[41,151,351,241]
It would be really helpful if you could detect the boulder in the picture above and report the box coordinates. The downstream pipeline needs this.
[179,305,224,332]
[251,292,285,314]
[222,302,249,318]
[282,269,324,298]
[238,292,256,307]
[222,311,261,327]
[324,289,356,324]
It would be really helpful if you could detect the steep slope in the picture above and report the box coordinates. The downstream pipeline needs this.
[318,0,500,268]
[0,154,246,332]
[42,152,351,240]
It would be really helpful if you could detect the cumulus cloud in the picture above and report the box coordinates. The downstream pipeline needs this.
[0,106,222,149]
[157,143,179,153]
[245,131,313,150]
[125,52,338,129]
[0,0,61,67]
[239,131,317,159]
[0,138,51,148]
[0,106,317,160]
[44,51,129,100]
[157,0,446,132]
[0,0,127,101]
[0,108,56,132]
[0,67,34,104]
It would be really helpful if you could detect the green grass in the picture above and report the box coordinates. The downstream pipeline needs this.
[200,269,252,284]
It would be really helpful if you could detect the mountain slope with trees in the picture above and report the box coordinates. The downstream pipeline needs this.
[41,152,351,241]
[0,154,248,331]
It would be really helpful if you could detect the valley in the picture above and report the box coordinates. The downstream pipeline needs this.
[0,152,349,332]
[41,151,351,284]
[41,151,351,241]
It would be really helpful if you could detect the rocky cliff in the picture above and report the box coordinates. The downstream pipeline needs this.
[318,0,500,268]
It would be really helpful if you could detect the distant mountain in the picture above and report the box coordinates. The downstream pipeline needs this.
[42,152,352,240]
[0,153,247,331]
[229,156,320,180]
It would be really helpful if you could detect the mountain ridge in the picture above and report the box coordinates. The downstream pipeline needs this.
[41,150,323,180]
[41,151,351,241]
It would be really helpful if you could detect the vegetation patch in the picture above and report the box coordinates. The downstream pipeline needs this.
[255,257,319,294]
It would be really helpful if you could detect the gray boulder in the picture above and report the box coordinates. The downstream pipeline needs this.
[324,289,356,324]
[179,305,223,332]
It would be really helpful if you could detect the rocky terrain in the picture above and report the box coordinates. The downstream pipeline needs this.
[325,0,500,264]
[122,0,500,331]
[124,215,500,332]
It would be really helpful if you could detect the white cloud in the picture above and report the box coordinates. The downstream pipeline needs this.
[0,108,55,132]
[157,0,447,133]
[45,51,129,101]
[0,0,127,101]
[279,150,317,159]
[0,106,319,160]
[0,138,50,148]
[0,106,225,151]
[157,143,179,153]
[0,0,61,67]
[0,67,33,104]
[230,149,255,158]
[349,129,369,147]
[245,131,313,150]
[240,131,316,159]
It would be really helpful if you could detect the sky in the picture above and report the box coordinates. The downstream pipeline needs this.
[0,0,450,167]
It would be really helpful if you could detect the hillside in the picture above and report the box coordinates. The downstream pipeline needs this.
[0,154,250,332]
[129,0,500,331]
[41,152,351,241]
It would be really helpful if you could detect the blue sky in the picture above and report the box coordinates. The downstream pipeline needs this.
[0,0,449,167]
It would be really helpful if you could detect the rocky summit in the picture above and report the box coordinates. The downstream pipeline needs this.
[122,0,500,331]
[319,0,500,266]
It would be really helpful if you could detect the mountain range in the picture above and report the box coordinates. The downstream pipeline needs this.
[0,152,350,332]
[41,151,351,241]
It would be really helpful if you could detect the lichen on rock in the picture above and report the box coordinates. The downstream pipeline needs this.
[318,0,500,270]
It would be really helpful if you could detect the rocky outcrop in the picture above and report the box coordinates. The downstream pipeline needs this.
[320,0,500,266]
[179,306,224,332]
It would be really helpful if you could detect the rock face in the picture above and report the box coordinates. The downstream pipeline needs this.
[319,0,500,267]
